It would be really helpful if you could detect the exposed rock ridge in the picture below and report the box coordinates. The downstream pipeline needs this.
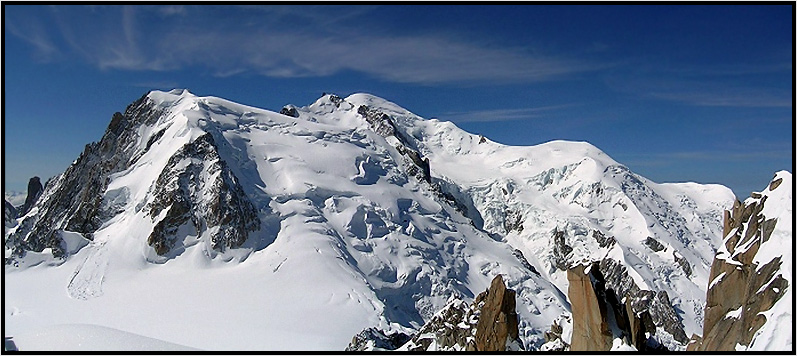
[344,328,412,351]
[568,262,675,351]
[598,258,688,345]
[688,172,791,351]
[357,105,431,183]
[6,94,164,259]
[473,274,521,351]
[360,274,522,351]
[145,133,260,256]
[5,92,260,261]
[356,104,476,222]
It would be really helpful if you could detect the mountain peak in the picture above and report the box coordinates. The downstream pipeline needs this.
[346,93,418,118]
[146,88,198,108]
[7,90,770,351]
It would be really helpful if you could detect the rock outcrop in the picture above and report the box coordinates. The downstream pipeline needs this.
[345,328,412,351]
[474,274,520,351]
[279,105,299,118]
[688,172,792,351]
[644,236,666,252]
[552,228,573,271]
[394,274,522,351]
[19,176,43,216]
[568,264,613,351]
[145,133,260,256]
[5,92,260,261]
[540,318,570,351]
[597,257,687,345]
[6,95,162,259]
[568,262,672,351]
[357,104,431,184]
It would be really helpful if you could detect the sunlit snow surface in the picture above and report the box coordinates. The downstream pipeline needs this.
[746,171,792,351]
[5,90,740,350]
[10,324,199,351]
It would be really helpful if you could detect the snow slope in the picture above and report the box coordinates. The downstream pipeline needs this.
[342,93,735,342]
[744,171,792,351]
[5,90,739,350]
[10,324,200,351]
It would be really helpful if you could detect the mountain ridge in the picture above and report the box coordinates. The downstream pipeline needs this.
[6,89,776,351]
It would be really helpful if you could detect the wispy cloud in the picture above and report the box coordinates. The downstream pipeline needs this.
[603,57,792,109]
[619,149,792,167]
[647,87,792,108]
[154,5,186,17]
[437,104,580,123]
[5,5,598,85]
[4,15,61,60]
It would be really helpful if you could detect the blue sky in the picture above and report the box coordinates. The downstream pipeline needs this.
[3,4,793,198]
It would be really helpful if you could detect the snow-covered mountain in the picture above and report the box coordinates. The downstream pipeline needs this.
[4,89,746,350]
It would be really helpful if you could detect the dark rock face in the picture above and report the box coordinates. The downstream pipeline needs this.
[503,209,524,233]
[356,104,487,232]
[6,94,162,259]
[598,258,688,344]
[345,327,411,351]
[357,104,480,223]
[5,92,260,261]
[327,94,343,106]
[592,230,615,248]
[512,249,539,275]
[673,250,692,277]
[19,176,43,216]
[279,106,299,118]
[690,175,789,351]
[552,228,573,271]
[357,104,433,184]
[146,133,260,256]
[399,275,522,351]
[644,236,666,252]
[358,105,397,138]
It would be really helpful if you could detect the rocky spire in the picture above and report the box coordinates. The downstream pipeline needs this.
[473,274,521,351]
[19,176,43,216]
[389,274,522,351]
[688,172,791,351]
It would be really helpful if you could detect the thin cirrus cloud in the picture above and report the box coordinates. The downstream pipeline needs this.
[6,5,596,86]
[115,30,591,85]
[619,149,792,169]
[647,88,792,108]
[438,104,580,123]
[4,15,61,61]
[604,65,792,108]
